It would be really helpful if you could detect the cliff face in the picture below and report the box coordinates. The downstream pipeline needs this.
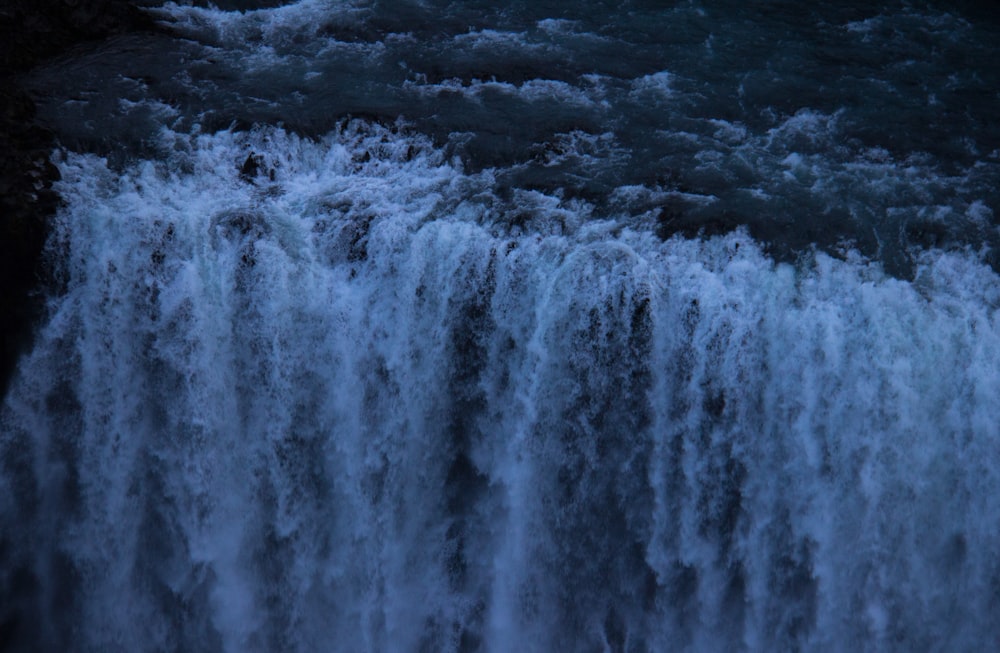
[0,0,156,399]
[0,83,58,401]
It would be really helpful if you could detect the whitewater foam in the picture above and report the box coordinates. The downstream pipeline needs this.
[2,122,1000,652]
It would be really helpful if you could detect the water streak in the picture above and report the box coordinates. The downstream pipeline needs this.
[3,123,999,652]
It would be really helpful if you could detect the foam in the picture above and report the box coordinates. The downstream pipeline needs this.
[403,76,604,109]
[629,71,674,99]
[3,122,1000,651]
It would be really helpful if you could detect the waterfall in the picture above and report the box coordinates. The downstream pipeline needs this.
[2,122,999,652]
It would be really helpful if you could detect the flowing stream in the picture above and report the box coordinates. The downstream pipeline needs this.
[4,2,1000,651]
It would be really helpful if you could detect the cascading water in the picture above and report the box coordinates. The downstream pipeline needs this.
[3,122,999,652]
[4,0,1000,651]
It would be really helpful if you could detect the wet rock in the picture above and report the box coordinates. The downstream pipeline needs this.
[239,153,263,181]
[238,152,278,184]
[211,209,271,244]
[0,85,59,399]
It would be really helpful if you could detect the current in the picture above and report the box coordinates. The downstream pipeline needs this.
[3,1,1000,652]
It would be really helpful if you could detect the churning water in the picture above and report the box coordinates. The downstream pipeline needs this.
[4,1,1000,651]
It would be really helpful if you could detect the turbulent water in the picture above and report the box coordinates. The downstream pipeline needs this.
[4,2,1000,652]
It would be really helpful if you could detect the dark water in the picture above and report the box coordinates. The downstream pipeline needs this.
[4,1,1000,651]
[27,0,1000,272]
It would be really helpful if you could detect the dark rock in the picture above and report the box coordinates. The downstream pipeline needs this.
[210,209,271,243]
[239,153,264,182]
[0,0,157,74]
[0,84,58,399]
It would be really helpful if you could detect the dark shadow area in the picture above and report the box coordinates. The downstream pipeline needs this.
[0,0,159,399]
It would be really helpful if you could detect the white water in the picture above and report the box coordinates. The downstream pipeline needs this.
[3,122,1000,652]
